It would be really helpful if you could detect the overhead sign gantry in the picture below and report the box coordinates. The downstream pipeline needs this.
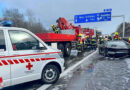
[74,9,112,23]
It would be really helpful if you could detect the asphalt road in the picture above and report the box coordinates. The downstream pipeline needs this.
[47,52,130,90]
[2,49,94,90]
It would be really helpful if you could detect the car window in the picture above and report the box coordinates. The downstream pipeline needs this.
[9,30,45,51]
[0,30,6,51]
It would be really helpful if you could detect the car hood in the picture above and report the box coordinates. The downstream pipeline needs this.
[107,45,128,49]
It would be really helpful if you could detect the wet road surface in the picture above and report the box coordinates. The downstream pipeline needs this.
[2,49,94,90]
[47,52,130,90]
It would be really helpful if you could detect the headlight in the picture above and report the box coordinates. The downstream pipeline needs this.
[58,52,64,58]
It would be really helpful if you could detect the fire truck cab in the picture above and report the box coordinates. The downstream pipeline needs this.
[0,27,64,88]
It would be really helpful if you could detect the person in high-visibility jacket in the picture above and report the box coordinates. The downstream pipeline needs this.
[114,32,119,40]
[99,36,104,44]
[114,35,118,40]
[85,36,88,48]
[77,33,82,52]
[51,25,59,33]
[128,37,130,45]
[91,37,97,50]
[87,37,92,49]
[87,37,91,45]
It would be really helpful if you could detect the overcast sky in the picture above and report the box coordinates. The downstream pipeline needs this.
[0,0,130,34]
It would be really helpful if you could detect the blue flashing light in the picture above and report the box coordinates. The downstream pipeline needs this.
[0,20,14,27]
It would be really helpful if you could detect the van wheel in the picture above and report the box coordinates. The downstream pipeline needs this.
[41,65,60,84]
[58,44,65,57]
[65,43,71,57]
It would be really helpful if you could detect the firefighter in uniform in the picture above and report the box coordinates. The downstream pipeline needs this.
[99,36,104,44]
[91,37,97,50]
[77,33,82,52]
[128,37,130,45]
[85,36,88,49]
[87,37,92,49]
[114,32,119,40]
[51,25,59,33]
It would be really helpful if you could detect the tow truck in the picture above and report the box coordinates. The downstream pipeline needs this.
[36,17,98,57]
[0,20,65,89]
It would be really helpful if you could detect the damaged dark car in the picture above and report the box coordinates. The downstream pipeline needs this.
[99,40,130,57]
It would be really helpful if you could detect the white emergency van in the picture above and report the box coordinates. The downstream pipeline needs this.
[0,27,65,89]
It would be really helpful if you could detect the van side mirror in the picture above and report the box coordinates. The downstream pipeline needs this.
[38,47,46,50]
[38,43,47,50]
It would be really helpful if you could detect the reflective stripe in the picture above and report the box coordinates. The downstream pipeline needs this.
[19,59,25,63]
[7,60,14,64]
[13,60,19,64]
[1,60,8,65]
[0,52,61,59]
[36,58,40,61]
[0,62,2,66]
[24,59,30,62]
[30,59,35,62]
[0,58,56,66]
[41,58,46,61]
[0,77,3,83]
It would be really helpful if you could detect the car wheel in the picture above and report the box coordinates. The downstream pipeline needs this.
[41,65,60,84]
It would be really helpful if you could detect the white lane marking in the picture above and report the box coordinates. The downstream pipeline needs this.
[37,50,97,90]
[37,84,51,90]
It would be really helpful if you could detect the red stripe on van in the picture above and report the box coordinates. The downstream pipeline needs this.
[19,59,25,63]
[1,60,8,65]
[0,57,56,66]
[30,59,35,62]
[0,77,3,83]
[7,60,14,64]
[0,62,3,66]
[41,58,46,61]
[0,52,61,59]
[36,58,40,61]
[13,60,19,64]
[24,59,30,62]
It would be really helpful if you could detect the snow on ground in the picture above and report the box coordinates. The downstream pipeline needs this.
[70,50,78,56]
[125,58,130,69]
[48,54,130,90]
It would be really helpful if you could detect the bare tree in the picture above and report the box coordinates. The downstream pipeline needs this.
[116,22,130,37]
[2,8,47,33]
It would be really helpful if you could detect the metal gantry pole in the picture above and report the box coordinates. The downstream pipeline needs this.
[122,15,125,38]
